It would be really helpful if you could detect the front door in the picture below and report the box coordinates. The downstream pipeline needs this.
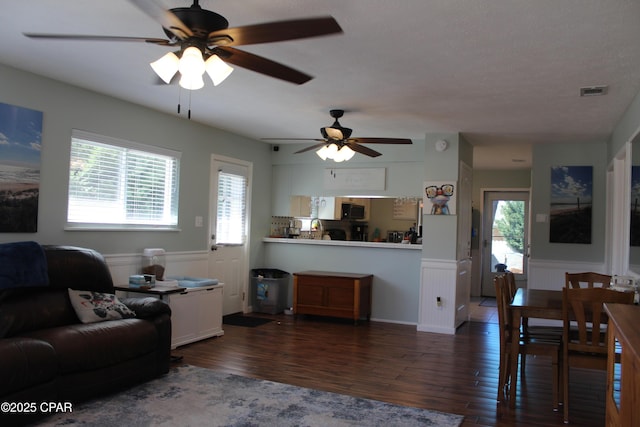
[209,155,252,315]
[480,190,529,296]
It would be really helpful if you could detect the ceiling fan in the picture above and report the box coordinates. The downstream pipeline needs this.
[23,0,342,87]
[264,109,413,160]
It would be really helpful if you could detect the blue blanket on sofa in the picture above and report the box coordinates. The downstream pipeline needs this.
[0,241,49,290]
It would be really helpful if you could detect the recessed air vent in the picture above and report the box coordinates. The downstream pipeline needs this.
[580,85,608,97]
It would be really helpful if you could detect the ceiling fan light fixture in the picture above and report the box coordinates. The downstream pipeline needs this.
[316,145,330,160]
[316,143,354,162]
[150,52,179,84]
[205,54,233,86]
[178,46,206,90]
[337,145,355,161]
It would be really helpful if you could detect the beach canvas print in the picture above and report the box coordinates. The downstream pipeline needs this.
[549,165,592,244]
[0,102,43,232]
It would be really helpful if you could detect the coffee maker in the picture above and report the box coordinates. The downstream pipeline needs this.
[351,223,368,241]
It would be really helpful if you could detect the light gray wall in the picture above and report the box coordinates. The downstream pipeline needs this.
[0,63,272,270]
[471,169,531,210]
[610,89,640,158]
[530,142,608,262]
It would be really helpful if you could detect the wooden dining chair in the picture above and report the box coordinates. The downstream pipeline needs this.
[494,275,562,409]
[561,287,634,424]
[564,272,612,289]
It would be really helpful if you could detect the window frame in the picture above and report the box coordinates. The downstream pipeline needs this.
[65,129,181,231]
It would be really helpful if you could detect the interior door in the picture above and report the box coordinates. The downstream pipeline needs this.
[480,191,529,297]
[209,155,251,316]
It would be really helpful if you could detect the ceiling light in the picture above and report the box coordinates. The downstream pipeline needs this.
[150,47,233,90]
[315,143,355,162]
[178,46,206,90]
[205,54,234,86]
[150,52,179,84]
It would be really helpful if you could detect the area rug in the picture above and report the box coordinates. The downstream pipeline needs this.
[222,314,273,327]
[35,365,464,426]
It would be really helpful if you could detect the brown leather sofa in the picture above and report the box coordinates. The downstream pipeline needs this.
[0,244,171,425]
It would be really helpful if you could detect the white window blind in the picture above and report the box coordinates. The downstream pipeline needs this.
[216,170,247,244]
[67,130,180,229]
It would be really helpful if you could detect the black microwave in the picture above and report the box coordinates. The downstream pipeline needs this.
[341,203,365,220]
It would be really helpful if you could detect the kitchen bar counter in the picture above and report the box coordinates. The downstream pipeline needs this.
[263,237,421,250]
[263,237,422,324]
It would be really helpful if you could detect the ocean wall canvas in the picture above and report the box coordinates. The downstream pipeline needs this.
[0,102,43,232]
[549,165,593,244]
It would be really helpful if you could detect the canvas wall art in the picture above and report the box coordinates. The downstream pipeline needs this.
[0,102,43,232]
[549,165,592,244]
[424,181,456,215]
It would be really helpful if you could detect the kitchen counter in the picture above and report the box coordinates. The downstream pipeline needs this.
[263,237,421,250]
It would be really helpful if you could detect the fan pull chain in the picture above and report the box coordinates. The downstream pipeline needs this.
[188,90,192,120]
[177,86,182,115]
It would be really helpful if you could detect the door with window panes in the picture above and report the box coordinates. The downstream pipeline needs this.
[209,156,251,315]
[480,191,529,297]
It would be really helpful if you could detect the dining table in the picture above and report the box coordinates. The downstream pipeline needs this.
[508,287,563,407]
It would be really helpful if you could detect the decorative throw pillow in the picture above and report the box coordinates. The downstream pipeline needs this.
[68,289,136,324]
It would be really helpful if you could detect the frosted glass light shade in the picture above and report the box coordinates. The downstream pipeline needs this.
[179,74,205,90]
[316,145,330,160]
[150,52,179,84]
[205,55,234,86]
[337,145,355,161]
[178,47,206,90]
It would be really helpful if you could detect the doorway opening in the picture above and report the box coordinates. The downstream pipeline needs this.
[480,190,530,297]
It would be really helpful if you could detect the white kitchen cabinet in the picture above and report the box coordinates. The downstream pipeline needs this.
[317,197,338,219]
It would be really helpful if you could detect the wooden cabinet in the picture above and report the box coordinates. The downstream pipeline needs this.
[605,303,640,427]
[289,195,312,217]
[116,284,224,349]
[293,271,372,323]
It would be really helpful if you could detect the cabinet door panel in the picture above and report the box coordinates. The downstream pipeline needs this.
[326,287,355,308]
[297,285,324,305]
[169,291,198,346]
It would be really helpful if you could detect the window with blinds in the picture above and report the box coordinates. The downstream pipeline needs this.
[67,130,180,229]
[216,170,246,244]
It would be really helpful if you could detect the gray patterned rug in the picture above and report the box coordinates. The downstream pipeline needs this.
[35,365,464,426]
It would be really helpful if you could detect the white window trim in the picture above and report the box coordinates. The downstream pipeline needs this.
[65,129,182,231]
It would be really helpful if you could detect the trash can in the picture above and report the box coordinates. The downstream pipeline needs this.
[251,268,290,314]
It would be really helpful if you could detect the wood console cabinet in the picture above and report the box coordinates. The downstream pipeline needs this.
[293,271,373,323]
[604,303,640,427]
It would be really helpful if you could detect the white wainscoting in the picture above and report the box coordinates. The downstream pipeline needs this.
[527,258,606,327]
[528,258,607,290]
[417,258,458,335]
[104,251,210,286]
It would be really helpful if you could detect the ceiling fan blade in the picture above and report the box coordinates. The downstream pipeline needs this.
[214,46,313,84]
[346,137,413,144]
[346,143,382,158]
[294,142,330,154]
[129,0,193,39]
[261,138,324,142]
[208,16,342,46]
[23,33,173,45]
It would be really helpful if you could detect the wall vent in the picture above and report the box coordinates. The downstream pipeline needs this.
[580,85,608,97]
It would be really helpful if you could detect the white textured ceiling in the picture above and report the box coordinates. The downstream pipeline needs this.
[1,0,639,169]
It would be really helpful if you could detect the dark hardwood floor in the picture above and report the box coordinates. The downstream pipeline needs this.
[174,312,606,426]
